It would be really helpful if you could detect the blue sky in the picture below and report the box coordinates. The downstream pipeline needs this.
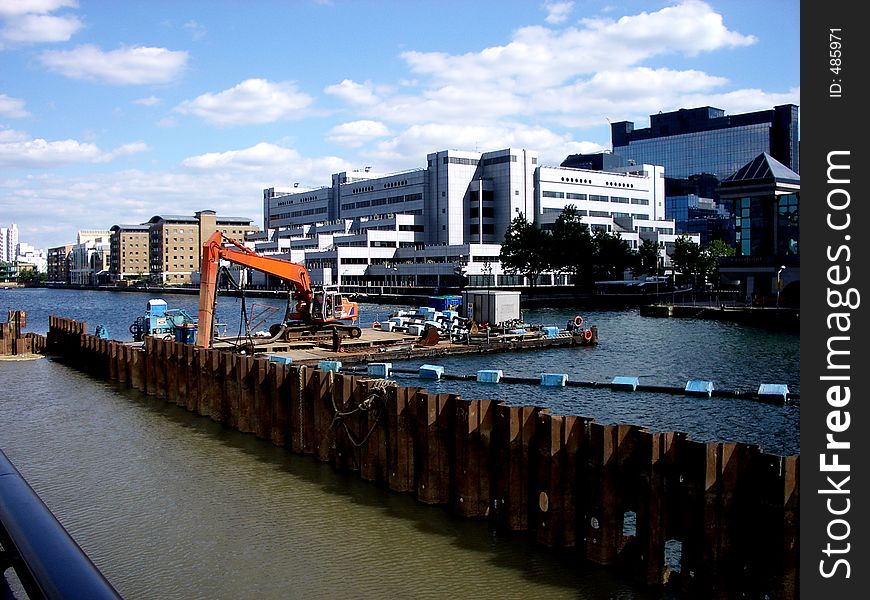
[1,0,799,250]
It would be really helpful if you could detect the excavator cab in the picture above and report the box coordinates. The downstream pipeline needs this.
[313,286,357,324]
[311,290,326,320]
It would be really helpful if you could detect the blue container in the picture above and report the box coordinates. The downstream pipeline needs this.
[268,355,293,365]
[319,360,342,372]
[419,364,445,379]
[477,369,503,383]
[428,295,463,312]
[685,379,714,397]
[611,376,640,391]
[540,373,568,387]
[367,362,392,378]
[757,383,789,403]
[174,324,197,344]
[542,326,560,338]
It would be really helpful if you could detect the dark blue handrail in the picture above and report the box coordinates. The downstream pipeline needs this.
[0,449,122,600]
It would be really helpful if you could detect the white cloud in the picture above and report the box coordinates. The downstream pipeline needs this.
[364,122,605,171]
[174,79,314,126]
[180,142,350,178]
[0,0,78,18]
[318,0,768,156]
[401,1,755,90]
[324,79,381,106]
[181,142,301,171]
[543,1,573,25]
[0,93,29,118]
[531,67,730,126]
[0,137,101,167]
[0,128,29,142]
[0,13,81,47]
[327,120,391,148]
[0,144,355,248]
[0,133,149,168]
[40,45,188,85]
[0,0,80,49]
[102,141,150,161]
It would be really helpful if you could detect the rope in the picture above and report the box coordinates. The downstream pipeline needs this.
[331,378,392,448]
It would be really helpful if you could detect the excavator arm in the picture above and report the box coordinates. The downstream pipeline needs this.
[195,231,313,348]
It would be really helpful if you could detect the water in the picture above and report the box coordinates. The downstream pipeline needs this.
[1,357,668,600]
[1,287,798,598]
[3,287,800,455]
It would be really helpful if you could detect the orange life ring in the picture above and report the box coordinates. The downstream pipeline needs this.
[573,315,583,328]
[372,321,380,328]
[583,328,593,341]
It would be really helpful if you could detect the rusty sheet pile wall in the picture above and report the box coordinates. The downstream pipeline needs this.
[1,310,46,356]
[44,316,798,599]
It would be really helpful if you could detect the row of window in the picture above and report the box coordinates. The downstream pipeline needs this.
[341,193,423,211]
[271,207,329,220]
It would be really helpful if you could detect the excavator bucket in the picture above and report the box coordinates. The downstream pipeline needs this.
[417,324,441,347]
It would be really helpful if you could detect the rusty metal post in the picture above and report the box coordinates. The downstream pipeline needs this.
[387,385,417,493]
[415,392,453,505]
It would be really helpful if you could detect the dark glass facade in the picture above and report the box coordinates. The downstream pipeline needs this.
[609,104,799,241]
[611,104,799,178]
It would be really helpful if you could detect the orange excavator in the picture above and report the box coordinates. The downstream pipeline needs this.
[195,231,360,348]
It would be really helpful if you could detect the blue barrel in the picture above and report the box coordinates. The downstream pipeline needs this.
[175,323,197,344]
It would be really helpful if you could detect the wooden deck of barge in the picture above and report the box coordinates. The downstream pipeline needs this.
[212,325,597,367]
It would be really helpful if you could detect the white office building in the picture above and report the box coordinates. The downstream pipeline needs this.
[256,147,694,291]
[1,223,19,263]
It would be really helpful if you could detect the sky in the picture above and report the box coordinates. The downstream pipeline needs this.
[1,0,799,251]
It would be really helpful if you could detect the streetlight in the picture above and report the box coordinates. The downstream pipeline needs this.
[776,265,786,308]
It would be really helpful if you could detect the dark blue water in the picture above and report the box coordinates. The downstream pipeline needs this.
[2,287,800,455]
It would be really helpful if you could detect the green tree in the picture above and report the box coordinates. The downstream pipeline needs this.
[592,230,636,280]
[499,213,551,287]
[550,205,595,286]
[16,267,46,285]
[633,238,661,278]
[671,236,704,286]
[702,239,736,287]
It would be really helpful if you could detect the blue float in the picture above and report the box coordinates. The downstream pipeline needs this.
[685,379,714,397]
[611,376,640,391]
[540,373,568,387]
[367,362,392,378]
[419,364,445,380]
[318,360,342,372]
[757,383,789,403]
[477,369,503,383]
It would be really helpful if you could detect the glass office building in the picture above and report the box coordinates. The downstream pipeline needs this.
[608,104,799,242]
[717,152,800,305]
[610,105,799,179]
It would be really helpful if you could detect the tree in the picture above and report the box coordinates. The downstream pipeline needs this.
[592,230,636,281]
[634,238,662,278]
[702,239,736,287]
[671,236,703,286]
[550,205,595,286]
[17,267,46,285]
[499,213,551,287]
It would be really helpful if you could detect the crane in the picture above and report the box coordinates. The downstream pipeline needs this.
[195,231,360,348]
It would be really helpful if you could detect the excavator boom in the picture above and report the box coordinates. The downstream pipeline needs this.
[195,231,358,348]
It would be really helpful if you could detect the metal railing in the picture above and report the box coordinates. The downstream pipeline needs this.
[0,449,122,600]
